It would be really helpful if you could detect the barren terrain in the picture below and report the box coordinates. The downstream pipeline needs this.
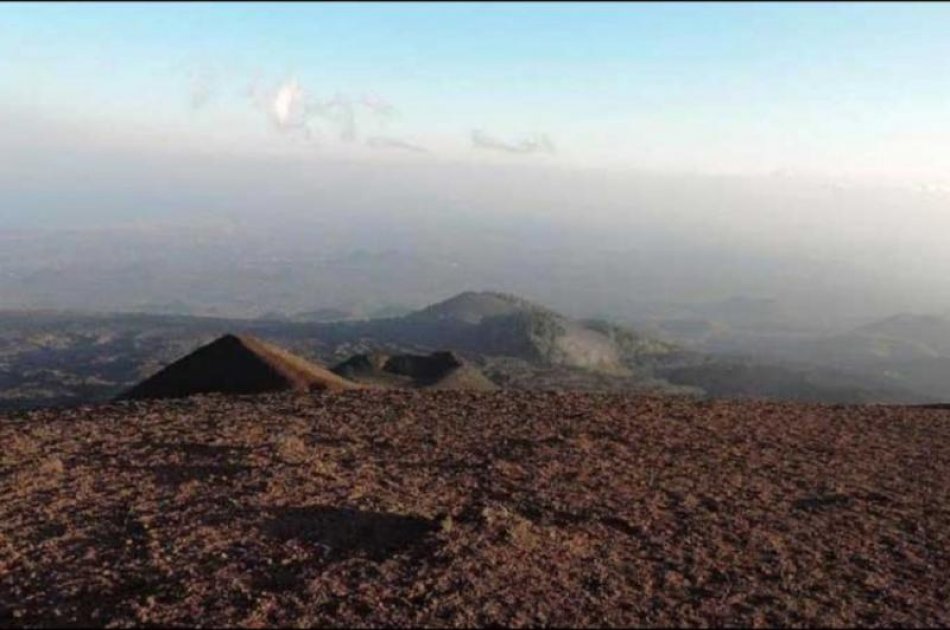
[1,391,948,627]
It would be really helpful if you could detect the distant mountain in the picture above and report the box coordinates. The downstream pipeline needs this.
[119,334,360,401]
[637,318,737,351]
[764,313,950,367]
[657,356,930,405]
[0,294,683,409]
[878,357,950,401]
[5,292,940,409]
[292,303,413,323]
[781,314,950,401]
[639,311,950,403]
[293,307,360,323]
[627,296,837,358]
[405,291,678,372]
[851,314,950,357]
[332,350,497,390]
[685,296,791,329]
[409,290,549,324]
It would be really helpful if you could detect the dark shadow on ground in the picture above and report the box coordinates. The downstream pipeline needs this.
[264,505,438,561]
[792,493,853,513]
[145,441,253,459]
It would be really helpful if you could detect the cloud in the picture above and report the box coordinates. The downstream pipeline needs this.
[241,77,313,138]
[471,130,556,155]
[188,72,215,110]
[242,77,404,145]
[365,136,429,153]
[178,64,218,111]
[307,92,395,143]
[306,93,357,142]
[270,79,309,132]
[360,93,398,121]
[243,75,270,110]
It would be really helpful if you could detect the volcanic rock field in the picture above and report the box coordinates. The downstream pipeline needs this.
[1,390,948,627]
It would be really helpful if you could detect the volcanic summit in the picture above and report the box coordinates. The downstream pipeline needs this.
[118,334,360,400]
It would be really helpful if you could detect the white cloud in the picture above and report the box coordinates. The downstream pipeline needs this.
[270,78,308,132]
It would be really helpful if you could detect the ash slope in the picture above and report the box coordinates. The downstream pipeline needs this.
[2,391,948,627]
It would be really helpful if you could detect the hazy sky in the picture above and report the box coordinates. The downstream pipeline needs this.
[3,3,950,319]
[3,2,950,182]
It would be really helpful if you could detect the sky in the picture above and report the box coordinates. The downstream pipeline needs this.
[3,2,950,319]
[3,2,950,181]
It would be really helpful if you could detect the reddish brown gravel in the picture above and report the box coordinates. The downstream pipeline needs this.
[1,391,948,627]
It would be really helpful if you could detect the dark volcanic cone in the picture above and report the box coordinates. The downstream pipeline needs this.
[332,350,497,390]
[119,334,361,400]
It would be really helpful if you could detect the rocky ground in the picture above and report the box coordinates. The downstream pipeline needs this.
[1,391,948,627]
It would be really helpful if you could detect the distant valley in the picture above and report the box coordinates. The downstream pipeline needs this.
[1,291,944,411]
